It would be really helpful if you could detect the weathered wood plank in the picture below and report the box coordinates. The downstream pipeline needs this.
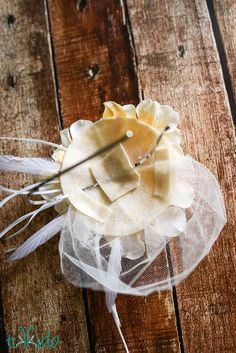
[0,1,89,352]
[126,0,236,352]
[47,0,181,352]
[210,0,236,124]
[47,0,140,127]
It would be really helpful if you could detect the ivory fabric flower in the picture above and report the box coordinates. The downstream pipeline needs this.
[0,99,226,353]
[2,100,195,261]
[0,99,190,257]
[48,100,193,260]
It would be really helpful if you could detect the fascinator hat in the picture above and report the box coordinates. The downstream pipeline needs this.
[0,99,226,352]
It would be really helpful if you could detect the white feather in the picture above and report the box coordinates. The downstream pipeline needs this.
[105,238,122,312]
[108,238,122,277]
[0,136,66,150]
[8,214,65,261]
[0,182,40,208]
[0,155,59,174]
[0,185,61,196]
[1,195,66,239]
[105,238,129,353]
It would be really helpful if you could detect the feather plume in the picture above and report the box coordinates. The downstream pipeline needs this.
[0,136,66,150]
[108,238,122,277]
[105,239,129,353]
[1,196,65,239]
[0,185,61,196]
[0,182,40,208]
[0,155,59,175]
[8,214,65,261]
[105,238,122,312]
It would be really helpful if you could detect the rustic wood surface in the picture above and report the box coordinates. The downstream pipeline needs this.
[0,1,89,352]
[46,0,140,127]
[211,0,236,124]
[126,0,236,352]
[0,0,235,352]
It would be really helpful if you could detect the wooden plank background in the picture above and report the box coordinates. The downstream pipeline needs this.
[0,0,235,352]
[0,1,89,352]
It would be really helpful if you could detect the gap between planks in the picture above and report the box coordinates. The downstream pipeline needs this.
[206,0,236,126]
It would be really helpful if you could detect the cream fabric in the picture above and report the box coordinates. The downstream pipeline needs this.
[60,116,159,225]
[153,147,177,201]
[91,144,140,202]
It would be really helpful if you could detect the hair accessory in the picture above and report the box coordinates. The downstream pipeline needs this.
[0,99,226,352]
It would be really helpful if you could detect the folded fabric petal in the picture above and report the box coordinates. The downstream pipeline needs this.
[70,120,93,140]
[120,233,145,260]
[136,99,160,126]
[63,182,112,223]
[154,105,180,132]
[153,147,177,201]
[161,128,182,146]
[60,128,71,147]
[52,149,65,163]
[91,144,140,202]
[103,101,136,119]
[144,225,166,259]
[170,181,195,208]
[153,206,187,237]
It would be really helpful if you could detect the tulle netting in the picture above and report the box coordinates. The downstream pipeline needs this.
[59,156,226,296]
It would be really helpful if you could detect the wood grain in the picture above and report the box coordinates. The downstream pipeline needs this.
[47,0,140,127]
[47,0,181,352]
[126,0,236,352]
[0,1,89,352]
[210,0,236,124]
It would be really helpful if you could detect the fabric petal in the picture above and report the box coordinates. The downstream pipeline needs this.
[153,206,186,237]
[60,120,93,147]
[153,147,177,201]
[144,225,166,259]
[52,149,65,163]
[170,181,195,208]
[56,120,93,162]
[70,120,93,140]
[103,101,136,119]
[60,129,71,147]
[120,233,145,260]
[169,143,184,157]
[90,144,140,202]
[136,99,160,126]
[154,105,180,132]
[161,128,182,145]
